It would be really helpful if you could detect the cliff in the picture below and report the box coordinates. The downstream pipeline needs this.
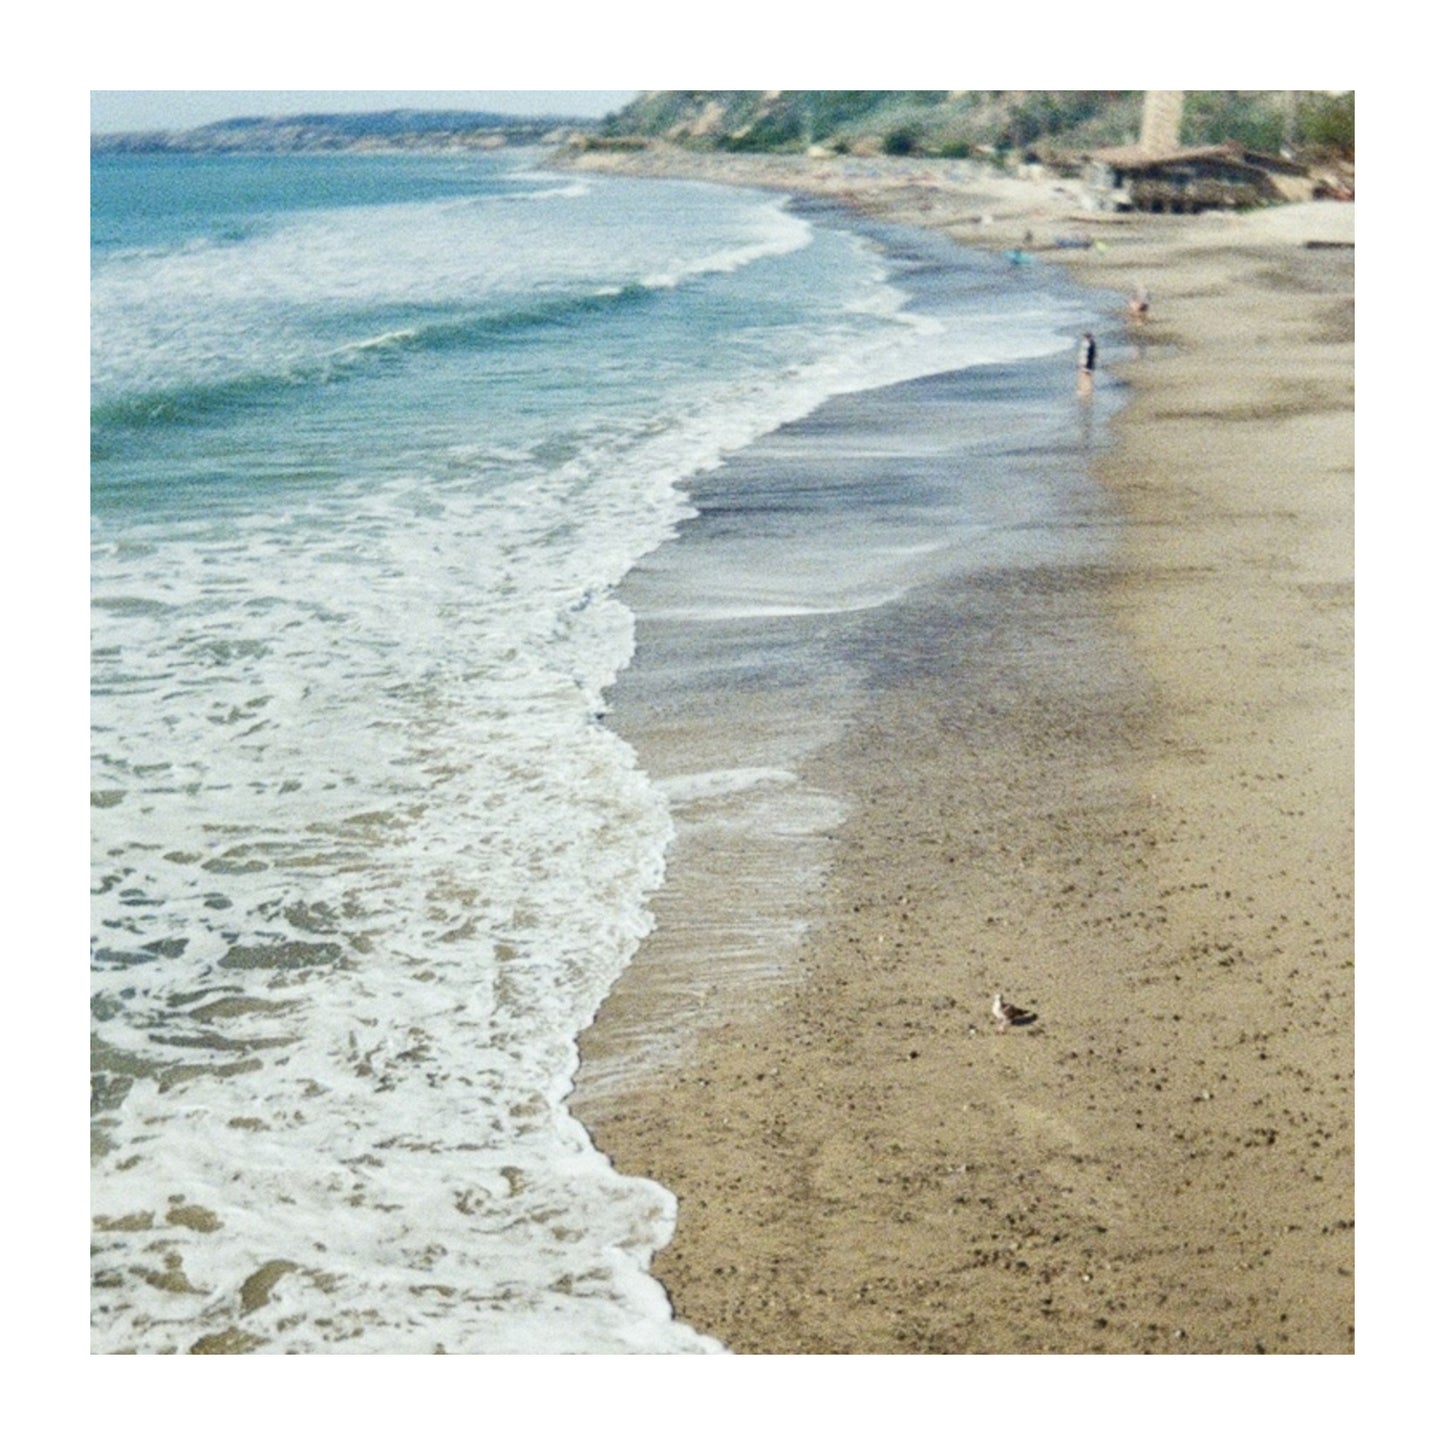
[593,91,1353,162]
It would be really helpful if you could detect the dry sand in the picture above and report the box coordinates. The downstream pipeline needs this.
[567,148,1354,1354]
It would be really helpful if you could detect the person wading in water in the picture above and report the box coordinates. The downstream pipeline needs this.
[1077,331,1097,396]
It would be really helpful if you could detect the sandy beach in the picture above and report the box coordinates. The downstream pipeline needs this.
[567,148,1354,1353]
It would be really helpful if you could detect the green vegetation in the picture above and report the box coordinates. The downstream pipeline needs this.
[1184,90,1354,159]
[1185,92,1286,151]
[599,91,1353,160]
[1298,92,1354,158]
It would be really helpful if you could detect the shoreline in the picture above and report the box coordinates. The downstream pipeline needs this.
[569,148,1354,1353]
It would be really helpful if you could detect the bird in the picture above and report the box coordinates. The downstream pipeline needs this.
[991,992,1037,1033]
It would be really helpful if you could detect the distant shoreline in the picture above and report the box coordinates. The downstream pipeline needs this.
[90,112,593,156]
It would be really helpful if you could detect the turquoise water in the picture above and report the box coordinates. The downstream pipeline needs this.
[90,148,1104,1353]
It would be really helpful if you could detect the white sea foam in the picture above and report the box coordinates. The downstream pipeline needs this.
[661,767,800,804]
[640,214,814,289]
[641,596,907,621]
[91,451,723,1353]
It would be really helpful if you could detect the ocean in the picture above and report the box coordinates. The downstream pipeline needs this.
[90,148,1113,1353]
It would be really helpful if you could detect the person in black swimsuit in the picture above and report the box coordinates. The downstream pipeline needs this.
[1077,331,1097,395]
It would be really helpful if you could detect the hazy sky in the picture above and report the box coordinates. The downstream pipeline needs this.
[90,91,641,133]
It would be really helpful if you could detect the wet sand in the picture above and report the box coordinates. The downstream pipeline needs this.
[568,149,1354,1353]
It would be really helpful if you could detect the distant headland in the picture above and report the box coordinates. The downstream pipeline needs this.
[90,108,599,155]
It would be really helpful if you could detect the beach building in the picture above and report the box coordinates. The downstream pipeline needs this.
[1084,142,1312,212]
[1082,90,1313,214]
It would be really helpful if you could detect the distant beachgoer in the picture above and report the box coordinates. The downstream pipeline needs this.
[1128,284,1151,322]
[1077,331,1097,395]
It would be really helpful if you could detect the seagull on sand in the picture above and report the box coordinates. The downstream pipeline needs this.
[991,992,1037,1033]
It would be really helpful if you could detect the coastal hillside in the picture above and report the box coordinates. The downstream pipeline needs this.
[595,90,1354,161]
